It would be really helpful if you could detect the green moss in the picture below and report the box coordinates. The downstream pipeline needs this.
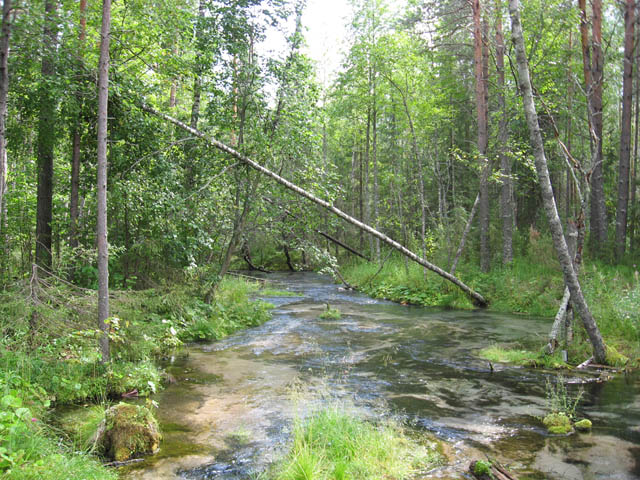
[543,413,572,434]
[574,419,592,431]
[605,345,630,367]
[100,403,161,462]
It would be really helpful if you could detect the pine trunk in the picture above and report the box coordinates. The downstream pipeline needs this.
[473,0,491,272]
[35,0,57,271]
[615,0,635,259]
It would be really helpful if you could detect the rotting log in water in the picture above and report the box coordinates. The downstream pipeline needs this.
[469,460,519,480]
[140,104,488,307]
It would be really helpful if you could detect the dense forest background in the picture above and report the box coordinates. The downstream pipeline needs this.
[1,1,639,476]
[0,0,638,290]
[0,0,638,342]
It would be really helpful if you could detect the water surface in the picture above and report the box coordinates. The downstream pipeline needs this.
[126,272,640,479]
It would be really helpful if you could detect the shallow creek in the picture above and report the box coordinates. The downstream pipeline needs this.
[124,272,640,480]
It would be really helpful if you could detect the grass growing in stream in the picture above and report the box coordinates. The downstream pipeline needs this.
[272,405,444,480]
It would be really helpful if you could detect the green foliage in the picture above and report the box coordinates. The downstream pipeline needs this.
[272,405,444,480]
[0,372,115,480]
[473,460,492,476]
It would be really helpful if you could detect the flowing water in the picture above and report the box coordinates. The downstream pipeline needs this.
[125,272,640,480]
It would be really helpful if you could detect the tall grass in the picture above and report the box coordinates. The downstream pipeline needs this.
[272,405,443,480]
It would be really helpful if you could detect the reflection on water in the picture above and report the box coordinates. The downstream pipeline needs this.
[125,272,640,480]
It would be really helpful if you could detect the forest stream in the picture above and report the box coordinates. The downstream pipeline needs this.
[123,272,640,480]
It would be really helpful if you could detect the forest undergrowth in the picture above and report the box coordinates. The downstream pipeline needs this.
[0,272,274,478]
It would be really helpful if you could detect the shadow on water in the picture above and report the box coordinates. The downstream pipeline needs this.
[124,272,640,480]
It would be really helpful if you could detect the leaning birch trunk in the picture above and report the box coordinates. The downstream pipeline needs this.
[508,0,607,364]
[0,0,12,275]
[545,224,578,354]
[140,104,488,307]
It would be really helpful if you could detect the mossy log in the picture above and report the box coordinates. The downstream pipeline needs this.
[469,460,519,480]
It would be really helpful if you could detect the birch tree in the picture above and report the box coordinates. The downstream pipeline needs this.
[508,0,607,364]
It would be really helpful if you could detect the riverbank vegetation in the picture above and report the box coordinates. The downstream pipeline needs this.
[0,275,273,476]
[342,252,640,365]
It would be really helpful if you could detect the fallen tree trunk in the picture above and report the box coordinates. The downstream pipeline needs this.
[469,460,518,480]
[140,104,488,307]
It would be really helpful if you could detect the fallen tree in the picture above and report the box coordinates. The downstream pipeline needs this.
[140,104,488,307]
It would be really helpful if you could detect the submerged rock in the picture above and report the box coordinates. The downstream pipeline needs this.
[543,413,573,435]
[97,402,161,461]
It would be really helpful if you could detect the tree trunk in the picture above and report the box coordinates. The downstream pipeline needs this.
[473,0,491,272]
[508,0,607,364]
[590,0,608,251]
[69,0,87,260]
[0,0,12,281]
[496,0,513,265]
[615,0,634,259]
[372,70,380,263]
[35,0,58,271]
[142,104,489,307]
[96,0,112,364]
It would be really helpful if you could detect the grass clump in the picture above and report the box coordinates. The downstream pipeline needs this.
[479,345,567,369]
[272,405,444,480]
[56,405,106,451]
[318,304,342,320]
[259,288,302,297]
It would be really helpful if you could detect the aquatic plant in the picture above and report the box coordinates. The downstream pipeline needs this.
[319,304,341,320]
